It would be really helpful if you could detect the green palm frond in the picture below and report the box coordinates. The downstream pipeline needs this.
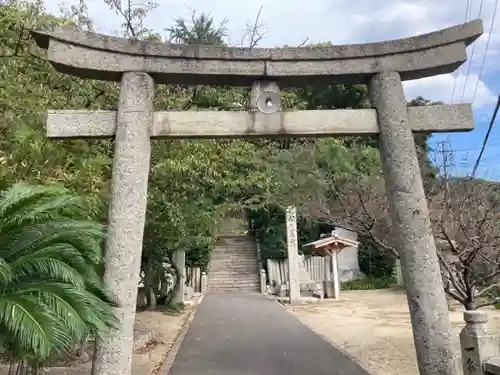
[0,182,118,363]
[0,293,71,360]
[0,257,13,285]
[0,183,82,231]
[0,222,105,264]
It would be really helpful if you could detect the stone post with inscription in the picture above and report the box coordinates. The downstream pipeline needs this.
[460,311,499,375]
[286,206,300,304]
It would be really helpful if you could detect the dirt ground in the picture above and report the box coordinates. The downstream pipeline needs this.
[289,289,500,375]
[132,298,199,375]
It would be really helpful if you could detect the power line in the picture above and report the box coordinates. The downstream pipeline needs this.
[436,140,456,179]
[471,0,499,104]
[452,0,474,104]
[470,94,500,178]
[436,138,500,153]
[460,0,485,103]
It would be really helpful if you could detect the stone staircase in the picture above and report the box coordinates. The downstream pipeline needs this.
[207,236,260,292]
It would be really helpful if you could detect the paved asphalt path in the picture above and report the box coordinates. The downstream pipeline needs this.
[165,293,371,375]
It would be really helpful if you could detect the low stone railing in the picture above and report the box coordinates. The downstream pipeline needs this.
[461,310,500,375]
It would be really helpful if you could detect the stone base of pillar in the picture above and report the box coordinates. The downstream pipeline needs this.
[323,281,335,298]
[395,259,404,286]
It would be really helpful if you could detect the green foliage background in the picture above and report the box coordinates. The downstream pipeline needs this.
[0,0,437,286]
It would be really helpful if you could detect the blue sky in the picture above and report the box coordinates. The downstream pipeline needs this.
[42,0,500,179]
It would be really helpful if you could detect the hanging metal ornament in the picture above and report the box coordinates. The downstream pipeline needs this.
[248,80,282,114]
[256,90,281,114]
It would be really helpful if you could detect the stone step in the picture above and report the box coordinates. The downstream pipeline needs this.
[208,271,259,276]
[208,287,260,292]
[208,235,260,293]
[210,255,257,260]
[209,263,258,269]
[208,284,260,289]
[210,256,257,261]
[210,252,257,258]
[209,276,259,280]
[210,262,258,265]
[208,282,260,287]
[213,246,256,250]
[211,250,257,254]
[208,279,259,285]
[212,246,256,250]
[213,246,257,252]
[209,272,258,277]
[209,269,259,274]
[207,286,260,293]
[208,275,260,282]
[209,260,258,265]
[216,237,256,244]
[209,264,258,269]
[212,249,257,254]
[208,275,260,281]
[210,264,257,268]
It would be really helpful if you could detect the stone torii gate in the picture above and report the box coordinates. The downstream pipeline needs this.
[31,19,482,375]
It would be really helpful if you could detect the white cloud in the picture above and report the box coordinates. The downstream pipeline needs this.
[403,72,497,108]
[43,0,499,109]
[45,0,498,46]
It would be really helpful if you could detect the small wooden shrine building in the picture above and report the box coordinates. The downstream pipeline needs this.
[303,231,359,299]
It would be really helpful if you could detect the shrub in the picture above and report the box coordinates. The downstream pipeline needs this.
[341,276,394,290]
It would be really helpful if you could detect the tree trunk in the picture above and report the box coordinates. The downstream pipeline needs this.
[144,255,157,310]
[164,252,182,308]
[159,271,169,302]
[464,300,475,311]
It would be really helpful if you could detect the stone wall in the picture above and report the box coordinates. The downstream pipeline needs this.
[332,228,362,281]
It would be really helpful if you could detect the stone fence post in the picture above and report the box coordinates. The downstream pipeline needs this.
[201,272,208,294]
[460,310,499,375]
[260,269,267,294]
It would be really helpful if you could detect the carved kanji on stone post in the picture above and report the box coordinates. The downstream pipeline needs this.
[286,206,300,304]
[31,19,483,375]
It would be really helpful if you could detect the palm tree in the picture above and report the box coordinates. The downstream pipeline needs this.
[166,11,228,45]
[0,182,118,372]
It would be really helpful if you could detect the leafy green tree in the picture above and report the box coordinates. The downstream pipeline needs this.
[0,182,117,369]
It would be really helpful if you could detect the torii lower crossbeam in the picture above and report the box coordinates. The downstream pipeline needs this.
[46,105,473,139]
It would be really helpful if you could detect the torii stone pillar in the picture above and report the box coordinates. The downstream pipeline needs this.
[370,71,455,375]
[93,72,154,375]
[31,19,482,375]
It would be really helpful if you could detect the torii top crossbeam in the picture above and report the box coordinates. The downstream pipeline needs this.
[31,20,482,87]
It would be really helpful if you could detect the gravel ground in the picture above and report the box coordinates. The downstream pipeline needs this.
[288,289,500,375]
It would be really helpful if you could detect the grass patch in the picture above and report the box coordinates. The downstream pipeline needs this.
[341,276,394,291]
